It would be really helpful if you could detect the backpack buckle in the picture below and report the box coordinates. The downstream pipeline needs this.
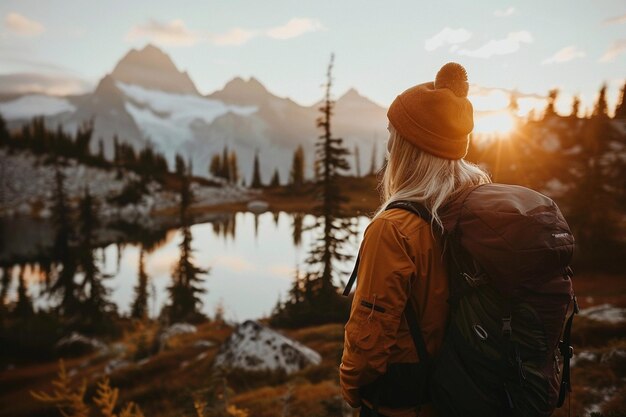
[559,341,573,359]
[502,316,512,338]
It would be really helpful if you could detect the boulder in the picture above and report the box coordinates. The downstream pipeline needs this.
[579,304,626,324]
[213,320,321,374]
[55,332,106,357]
[247,200,269,213]
[158,322,197,350]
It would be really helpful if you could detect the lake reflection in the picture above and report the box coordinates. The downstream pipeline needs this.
[12,212,369,321]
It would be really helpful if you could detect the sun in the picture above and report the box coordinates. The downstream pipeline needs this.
[473,112,516,136]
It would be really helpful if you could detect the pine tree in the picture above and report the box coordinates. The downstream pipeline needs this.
[175,154,186,177]
[615,82,626,119]
[571,96,581,118]
[167,169,208,323]
[77,189,113,323]
[270,168,280,187]
[0,113,9,147]
[251,152,262,188]
[49,165,80,318]
[14,265,34,318]
[369,140,378,176]
[560,83,625,266]
[544,89,559,118]
[219,146,230,182]
[228,151,239,184]
[131,248,149,320]
[209,154,222,178]
[98,139,105,160]
[289,145,305,187]
[292,212,304,247]
[306,55,355,300]
[354,144,361,177]
[593,84,608,117]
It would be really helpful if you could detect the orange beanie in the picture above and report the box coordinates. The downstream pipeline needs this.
[387,62,473,160]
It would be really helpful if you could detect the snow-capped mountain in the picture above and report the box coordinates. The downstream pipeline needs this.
[0,44,388,182]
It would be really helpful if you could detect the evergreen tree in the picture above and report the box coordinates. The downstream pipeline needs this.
[131,248,149,320]
[544,89,559,118]
[292,212,304,247]
[571,96,581,118]
[98,139,105,160]
[615,82,626,119]
[221,146,230,182]
[209,154,222,178]
[560,84,625,267]
[369,140,378,175]
[167,169,208,323]
[251,152,262,188]
[270,168,280,187]
[273,54,354,327]
[113,135,120,165]
[77,189,113,322]
[307,53,353,295]
[354,144,361,177]
[593,84,608,117]
[14,265,34,318]
[228,151,239,184]
[0,267,11,318]
[49,165,80,318]
[0,113,9,147]
[289,145,305,187]
[175,153,186,176]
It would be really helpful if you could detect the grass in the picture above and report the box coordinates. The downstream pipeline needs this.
[1,273,624,417]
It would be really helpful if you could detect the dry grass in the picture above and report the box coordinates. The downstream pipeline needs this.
[2,273,625,417]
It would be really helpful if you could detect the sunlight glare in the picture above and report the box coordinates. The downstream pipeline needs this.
[474,112,516,135]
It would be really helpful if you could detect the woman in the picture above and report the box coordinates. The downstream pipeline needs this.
[339,62,491,417]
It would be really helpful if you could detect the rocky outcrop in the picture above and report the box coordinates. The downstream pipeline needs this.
[213,320,321,374]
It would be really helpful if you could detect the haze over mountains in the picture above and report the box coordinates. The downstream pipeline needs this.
[0,44,388,182]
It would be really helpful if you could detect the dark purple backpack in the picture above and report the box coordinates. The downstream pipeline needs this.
[344,183,577,417]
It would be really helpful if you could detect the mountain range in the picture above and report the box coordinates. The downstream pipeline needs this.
[0,44,388,182]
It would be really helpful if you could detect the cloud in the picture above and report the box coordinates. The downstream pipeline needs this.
[424,27,472,51]
[5,12,45,37]
[603,13,626,25]
[542,46,586,65]
[599,39,626,62]
[0,73,92,96]
[494,7,516,17]
[458,31,533,58]
[125,19,199,46]
[211,27,258,46]
[266,18,325,40]
[126,17,324,47]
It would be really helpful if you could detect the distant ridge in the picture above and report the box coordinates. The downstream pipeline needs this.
[110,44,199,95]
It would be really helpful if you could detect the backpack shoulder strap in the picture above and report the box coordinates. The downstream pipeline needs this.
[342,200,435,296]
[343,200,434,362]
[557,295,579,407]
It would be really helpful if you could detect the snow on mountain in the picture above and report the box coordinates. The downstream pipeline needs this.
[0,94,76,119]
[213,320,321,374]
[118,82,258,154]
[0,44,389,182]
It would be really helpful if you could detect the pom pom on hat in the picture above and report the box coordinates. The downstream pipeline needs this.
[434,62,469,98]
[386,62,474,160]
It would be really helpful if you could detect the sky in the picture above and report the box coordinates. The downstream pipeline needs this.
[1,0,625,114]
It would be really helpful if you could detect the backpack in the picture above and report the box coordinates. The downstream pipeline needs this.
[343,183,577,417]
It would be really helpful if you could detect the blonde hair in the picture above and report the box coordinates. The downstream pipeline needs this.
[374,125,491,228]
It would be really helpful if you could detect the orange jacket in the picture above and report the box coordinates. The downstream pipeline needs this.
[339,208,449,417]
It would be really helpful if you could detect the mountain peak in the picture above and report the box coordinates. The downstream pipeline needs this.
[222,76,268,94]
[339,87,363,101]
[110,44,198,95]
[209,76,271,105]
